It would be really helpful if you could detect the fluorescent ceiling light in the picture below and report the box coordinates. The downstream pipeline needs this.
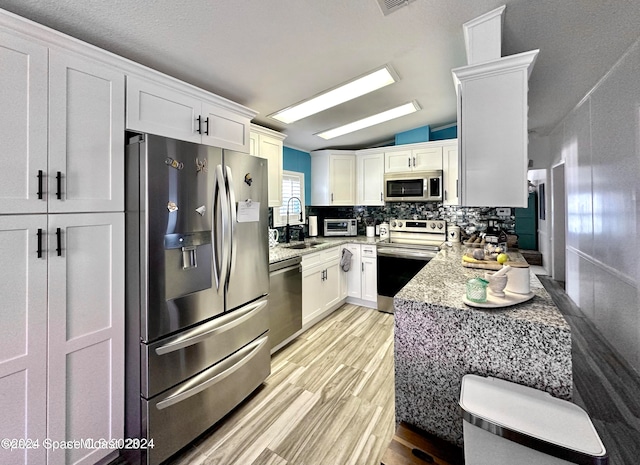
[316,101,420,140]
[269,66,398,124]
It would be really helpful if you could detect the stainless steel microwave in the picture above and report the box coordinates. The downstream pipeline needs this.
[323,218,357,236]
[383,170,443,202]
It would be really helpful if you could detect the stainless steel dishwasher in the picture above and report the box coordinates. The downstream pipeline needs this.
[268,256,302,351]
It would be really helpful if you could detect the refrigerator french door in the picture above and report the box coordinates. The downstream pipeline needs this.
[125,134,270,465]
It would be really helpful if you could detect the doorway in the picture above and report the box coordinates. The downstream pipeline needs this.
[551,163,566,282]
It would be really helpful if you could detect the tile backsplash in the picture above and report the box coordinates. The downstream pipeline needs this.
[270,202,516,241]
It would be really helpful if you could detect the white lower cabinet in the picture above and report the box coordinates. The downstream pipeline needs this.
[342,243,378,308]
[47,213,125,465]
[0,213,124,465]
[301,247,345,326]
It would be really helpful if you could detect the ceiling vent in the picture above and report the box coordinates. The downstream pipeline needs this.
[376,0,416,16]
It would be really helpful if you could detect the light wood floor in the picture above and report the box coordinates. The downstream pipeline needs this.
[166,304,396,465]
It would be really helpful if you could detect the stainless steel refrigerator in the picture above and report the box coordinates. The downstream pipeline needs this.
[124,134,270,465]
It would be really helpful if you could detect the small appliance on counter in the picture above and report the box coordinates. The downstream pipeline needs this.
[308,215,318,237]
[323,218,357,237]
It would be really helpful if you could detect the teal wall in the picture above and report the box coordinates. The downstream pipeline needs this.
[283,146,311,201]
[430,125,457,140]
[395,125,430,144]
[394,124,457,144]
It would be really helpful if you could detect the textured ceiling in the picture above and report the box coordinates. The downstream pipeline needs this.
[2,0,639,152]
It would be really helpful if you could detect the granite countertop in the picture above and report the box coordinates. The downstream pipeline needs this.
[268,235,379,264]
[393,242,573,447]
[395,243,569,329]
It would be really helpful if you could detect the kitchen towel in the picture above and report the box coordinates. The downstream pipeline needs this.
[340,248,352,272]
[308,216,318,237]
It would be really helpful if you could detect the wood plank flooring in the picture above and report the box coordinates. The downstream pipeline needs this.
[166,304,396,465]
[538,275,640,465]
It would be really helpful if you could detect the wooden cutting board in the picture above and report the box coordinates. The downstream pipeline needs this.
[462,251,529,270]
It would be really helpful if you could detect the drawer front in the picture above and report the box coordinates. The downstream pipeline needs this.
[143,334,270,465]
[143,297,268,398]
[322,245,341,261]
[361,244,377,257]
[301,250,322,269]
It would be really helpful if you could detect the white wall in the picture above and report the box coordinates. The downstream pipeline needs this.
[547,37,640,374]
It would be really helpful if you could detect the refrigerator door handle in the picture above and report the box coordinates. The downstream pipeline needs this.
[154,298,268,355]
[213,164,230,293]
[155,333,269,410]
[225,165,238,280]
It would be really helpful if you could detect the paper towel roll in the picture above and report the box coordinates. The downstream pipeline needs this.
[308,216,318,237]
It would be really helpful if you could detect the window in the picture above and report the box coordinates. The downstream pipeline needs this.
[274,171,305,227]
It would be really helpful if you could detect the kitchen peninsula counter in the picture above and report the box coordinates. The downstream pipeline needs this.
[394,244,572,447]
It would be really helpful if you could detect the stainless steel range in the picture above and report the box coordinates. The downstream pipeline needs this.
[376,219,447,313]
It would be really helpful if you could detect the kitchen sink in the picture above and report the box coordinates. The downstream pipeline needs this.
[285,241,326,249]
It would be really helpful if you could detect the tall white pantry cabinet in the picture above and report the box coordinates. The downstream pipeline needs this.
[0,20,124,465]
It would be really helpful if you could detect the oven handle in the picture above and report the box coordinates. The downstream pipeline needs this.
[155,299,267,355]
[376,247,436,260]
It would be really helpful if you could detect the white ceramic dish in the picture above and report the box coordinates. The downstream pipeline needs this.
[463,290,535,308]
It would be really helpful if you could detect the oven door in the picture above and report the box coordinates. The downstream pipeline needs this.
[376,246,435,313]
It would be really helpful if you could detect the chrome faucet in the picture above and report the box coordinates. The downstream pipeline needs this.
[285,196,302,243]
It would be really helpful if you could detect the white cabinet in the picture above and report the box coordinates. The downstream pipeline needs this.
[342,243,377,308]
[361,245,378,303]
[0,32,48,215]
[443,143,459,206]
[0,216,48,465]
[249,124,286,207]
[0,37,124,215]
[384,143,443,173]
[301,247,345,326]
[356,151,384,206]
[126,75,254,152]
[49,50,125,213]
[343,244,362,299]
[46,213,125,465]
[310,150,356,206]
[0,24,125,465]
[452,50,538,207]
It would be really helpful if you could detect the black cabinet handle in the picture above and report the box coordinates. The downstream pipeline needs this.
[408,158,411,168]
[196,115,202,134]
[204,117,210,135]
[56,228,62,256]
[37,229,43,258]
[456,180,459,197]
[37,170,44,200]
[413,156,416,167]
[56,171,62,200]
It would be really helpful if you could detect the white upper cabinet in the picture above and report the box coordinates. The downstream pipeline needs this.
[0,33,124,215]
[442,142,459,206]
[0,32,48,215]
[310,150,356,206]
[249,124,286,207]
[384,143,443,173]
[356,150,384,206]
[452,50,538,207]
[49,50,125,213]
[126,75,254,152]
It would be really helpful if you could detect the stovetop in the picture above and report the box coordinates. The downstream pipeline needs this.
[381,219,447,249]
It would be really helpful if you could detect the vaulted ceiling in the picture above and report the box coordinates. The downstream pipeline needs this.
[3,0,640,152]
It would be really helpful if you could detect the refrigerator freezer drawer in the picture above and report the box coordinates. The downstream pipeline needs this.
[142,333,271,465]
[142,297,269,398]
